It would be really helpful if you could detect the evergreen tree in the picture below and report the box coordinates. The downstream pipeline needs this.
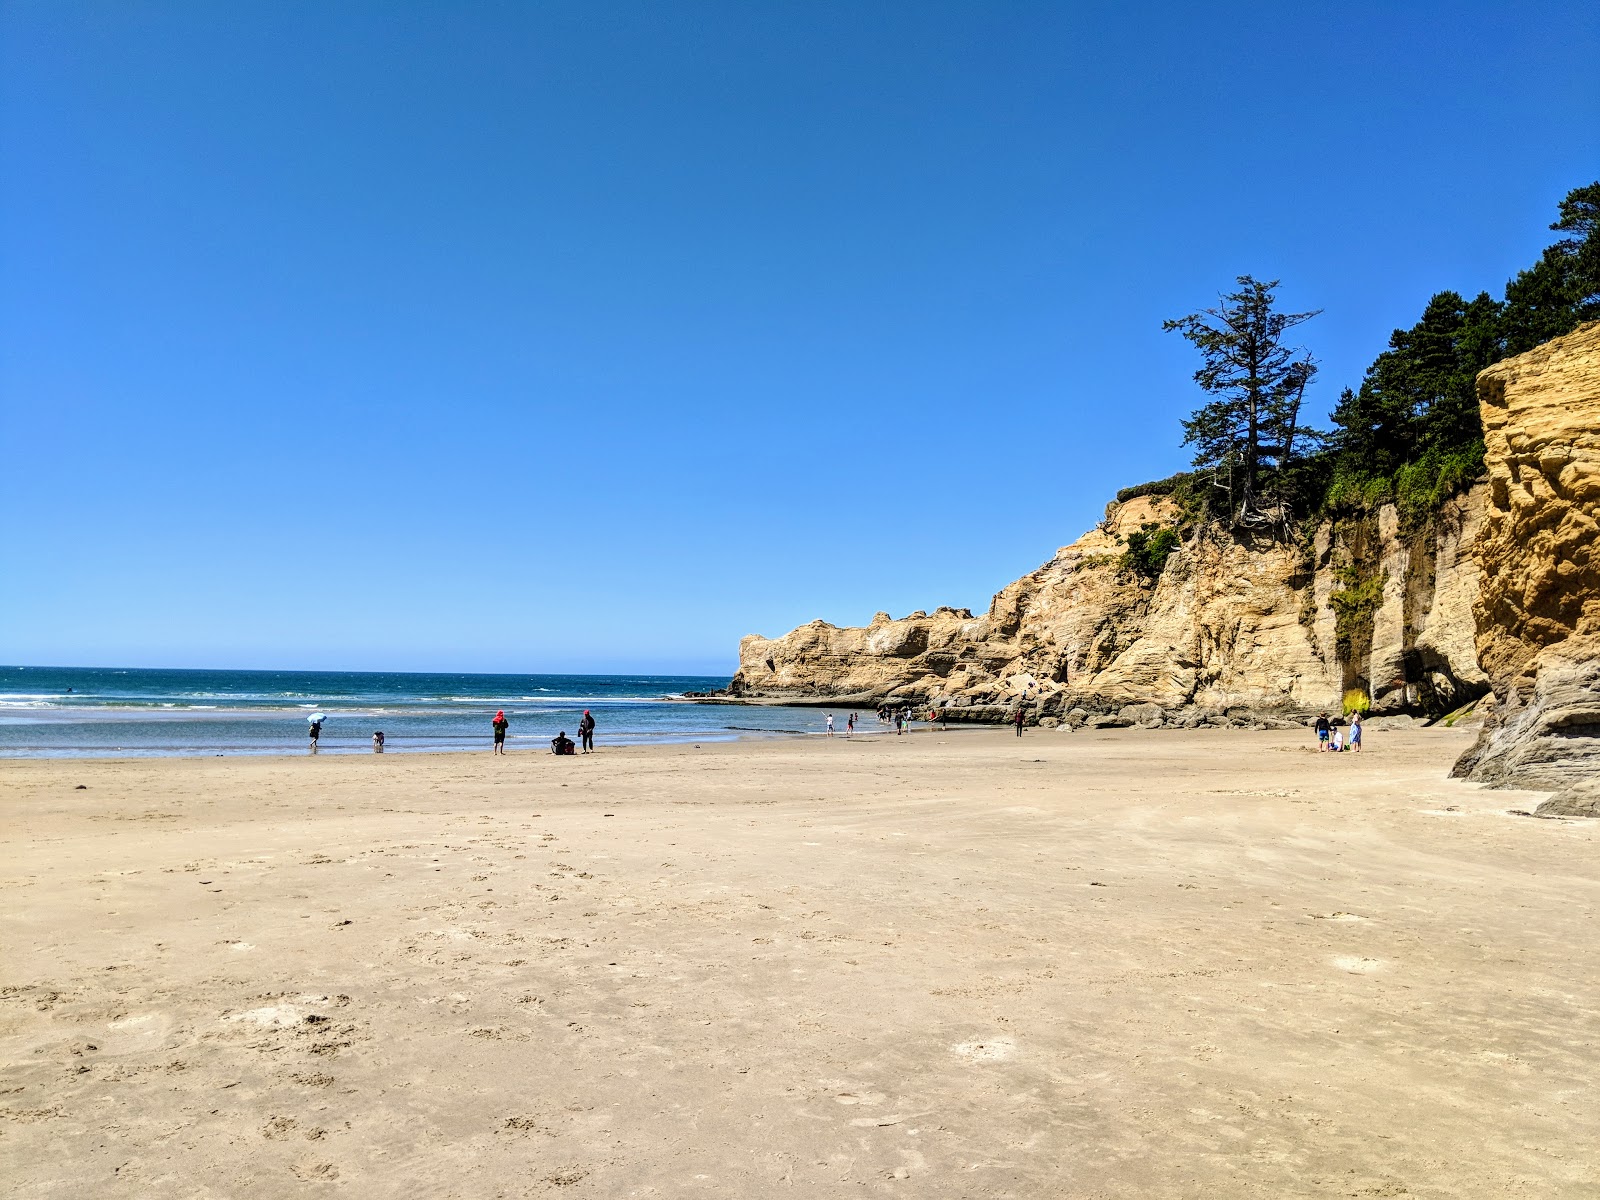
[1501,181,1600,354]
[1329,289,1502,469]
[1165,276,1319,530]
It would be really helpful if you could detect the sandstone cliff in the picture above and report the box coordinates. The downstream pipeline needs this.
[1451,320,1600,801]
[727,321,1597,770]
[730,488,1488,725]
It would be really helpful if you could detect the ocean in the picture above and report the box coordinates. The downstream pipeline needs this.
[0,666,838,758]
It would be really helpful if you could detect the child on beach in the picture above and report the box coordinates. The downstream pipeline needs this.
[846,713,855,737]
[826,714,834,737]
[1350,712,1363,752]
[372,731,384,753]
[1314,712,1331,751]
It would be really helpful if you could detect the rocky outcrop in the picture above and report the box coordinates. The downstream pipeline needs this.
[1537,779,1600,819]
[727,321,1597,759]
[730,490,1488,722]
[1469,320,1600,692]
[1454,320,1600,799]
[1454,635,1600,788]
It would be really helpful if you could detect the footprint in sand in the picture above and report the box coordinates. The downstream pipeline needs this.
[1332,956,1387,973]
[952,1037,1016,1062]
[833,1091,886,1106]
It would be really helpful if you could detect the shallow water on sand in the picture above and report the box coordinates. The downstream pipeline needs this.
[0,666,853,757]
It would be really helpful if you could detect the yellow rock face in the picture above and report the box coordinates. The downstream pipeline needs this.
[1473,319,1600,697]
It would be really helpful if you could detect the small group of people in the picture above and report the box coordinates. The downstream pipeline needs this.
[824,712,861,737]
[549,710,596,756]
[823,705,958,739]
[1314,710,1363,753]
[872,704,919,734]
[307,709,598,755]
[495,708,597,756]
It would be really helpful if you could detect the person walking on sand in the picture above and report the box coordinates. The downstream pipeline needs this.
[1350,711,1363,753]
[825,713,835,738]
[1314,712,1331,752]
[579,709,595,753]
[1013,706,1026,737]
[846,713,855,737]
[308,718,322,754]
[894,712,904,735]
[492,709,509,755]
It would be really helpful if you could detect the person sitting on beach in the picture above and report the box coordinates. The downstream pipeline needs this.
[1331,727,1344,753]
[1314,712,1331,751]
[551,731,576,755]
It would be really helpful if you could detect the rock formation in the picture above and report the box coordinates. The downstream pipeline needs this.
[729,490,1488,725]
[1451,320,1600,803]
[723,320,1598,790]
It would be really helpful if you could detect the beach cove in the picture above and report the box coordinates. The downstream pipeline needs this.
[3,728,1595,1197]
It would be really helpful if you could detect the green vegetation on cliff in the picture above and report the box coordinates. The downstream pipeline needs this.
[1147,182,1600,534]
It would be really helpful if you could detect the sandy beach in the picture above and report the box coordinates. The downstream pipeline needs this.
[2,727,1596,1198]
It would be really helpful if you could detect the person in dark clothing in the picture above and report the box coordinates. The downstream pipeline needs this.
[372,731,385,753]
[551,731,576,755]
[1013,707,1026,737]
[1314,712,1331,752]
[579,710,595,753]
[492,710,509,755]
[308,719,322,753]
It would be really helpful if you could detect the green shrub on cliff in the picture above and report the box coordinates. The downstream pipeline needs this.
[1329,566,1388,661]
[1122,525,1181,581]
[1116,472,1194,504]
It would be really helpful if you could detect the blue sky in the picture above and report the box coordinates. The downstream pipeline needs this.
[3,2,1597,674]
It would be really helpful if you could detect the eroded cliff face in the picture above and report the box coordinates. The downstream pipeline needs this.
[731,489,1488,723]
[1453,320,1600,797]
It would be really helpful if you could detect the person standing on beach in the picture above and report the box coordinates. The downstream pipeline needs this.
[1013,707,1026,737]
[1314,712,1331,752]
[373,730,384,753]
[309,719,322,753]
[846,713,855,737]
[1350,711,1363,753]
[492,710,509,755]
[579,709,595,753]
[825,714,835,737]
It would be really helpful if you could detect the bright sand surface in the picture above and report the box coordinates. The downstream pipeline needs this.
[3,728,1596,1198]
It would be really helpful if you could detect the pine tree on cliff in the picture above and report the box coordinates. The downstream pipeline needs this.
[1500,181,1600,354]
[1164,276,1319,531]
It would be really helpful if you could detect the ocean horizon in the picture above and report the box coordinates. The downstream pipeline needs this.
[0,665,838,758]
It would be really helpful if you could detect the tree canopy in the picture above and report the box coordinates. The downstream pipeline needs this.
[1164,276,1318,531]
[1163,181,1599,533]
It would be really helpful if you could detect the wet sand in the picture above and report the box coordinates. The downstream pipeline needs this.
[2,727,1596,1198]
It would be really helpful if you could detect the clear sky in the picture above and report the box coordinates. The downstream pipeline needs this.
[3,2,1597,675]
